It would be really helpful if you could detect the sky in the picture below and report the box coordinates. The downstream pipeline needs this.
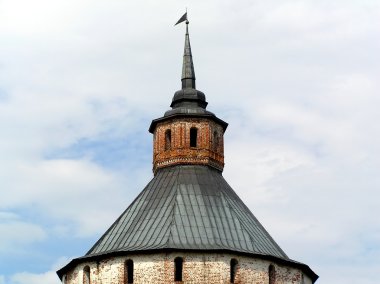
[0,0,379,283]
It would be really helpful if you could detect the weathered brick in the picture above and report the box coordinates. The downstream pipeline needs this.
[153,118,225,173]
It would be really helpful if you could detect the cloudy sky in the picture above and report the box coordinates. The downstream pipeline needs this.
[0,0,379,283]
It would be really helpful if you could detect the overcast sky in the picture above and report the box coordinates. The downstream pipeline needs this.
[0,0,379,283]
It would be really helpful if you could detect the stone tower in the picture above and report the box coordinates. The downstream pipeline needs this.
[57,20,318,284]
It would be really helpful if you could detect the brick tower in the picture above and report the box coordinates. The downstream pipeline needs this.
[57,20,318,284]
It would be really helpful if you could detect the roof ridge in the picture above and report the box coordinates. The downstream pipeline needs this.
[85,176,156,255]
[223,188,288,259]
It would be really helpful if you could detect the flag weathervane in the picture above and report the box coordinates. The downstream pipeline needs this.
[175,11,188,26]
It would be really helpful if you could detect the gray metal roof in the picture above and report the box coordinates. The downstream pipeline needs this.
[86,165,288,259]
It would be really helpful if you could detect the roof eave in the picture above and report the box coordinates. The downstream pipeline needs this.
[148,113,228,133]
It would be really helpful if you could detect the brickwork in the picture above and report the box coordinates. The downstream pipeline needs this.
[63,252,311,284]
[153,118,225,173]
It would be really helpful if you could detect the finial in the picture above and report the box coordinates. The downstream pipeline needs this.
[185,20,189,34]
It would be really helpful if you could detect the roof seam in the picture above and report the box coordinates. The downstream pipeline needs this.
[166,166,180,247]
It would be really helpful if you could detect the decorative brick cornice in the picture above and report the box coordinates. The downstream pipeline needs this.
[154,156,224,174]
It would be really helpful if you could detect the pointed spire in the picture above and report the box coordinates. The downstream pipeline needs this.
[181,20,196,89]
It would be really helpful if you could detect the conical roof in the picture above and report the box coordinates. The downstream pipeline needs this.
[57,165,318,281]
[86,165,287,259]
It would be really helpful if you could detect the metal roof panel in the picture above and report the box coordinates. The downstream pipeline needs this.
[85,165,288,259]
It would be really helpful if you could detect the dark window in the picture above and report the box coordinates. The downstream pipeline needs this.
[125,259,134,283]
[230,259,238,283]
[83,266,90,284]
[213,130,219,151]
[269,264,276,284]
[165,129,171,150]
[174,257,183,281]
[190,128,197,147]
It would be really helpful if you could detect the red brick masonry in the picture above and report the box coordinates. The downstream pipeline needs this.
[153,118,225,173]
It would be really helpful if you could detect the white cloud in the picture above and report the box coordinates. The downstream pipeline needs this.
[0,157,146,237]
[5,257,73,284]
[10,271,59,284]
[8,256,70,284]
[0,213,47,253]
[225,140,314,203]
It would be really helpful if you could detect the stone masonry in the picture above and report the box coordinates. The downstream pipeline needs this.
[62,252,313,284]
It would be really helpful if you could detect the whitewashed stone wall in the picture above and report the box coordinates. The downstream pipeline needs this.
[63,252,310,284]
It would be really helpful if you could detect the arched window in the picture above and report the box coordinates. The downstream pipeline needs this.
[83,266,90,284]
[190,128,197,147]
[62,275,66,284]
[174,257,183,282]
[165,129,171,150]
[125,259,134,283]
[230,259,238,283]
[213,130,219,151]
[269,264,276,284]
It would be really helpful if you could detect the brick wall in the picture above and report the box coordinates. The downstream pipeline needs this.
[63,252,311,284]
[153,118,225,173]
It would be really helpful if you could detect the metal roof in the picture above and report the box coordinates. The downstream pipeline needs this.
[181,21,196,89]
[57,165,318,282]
[86,165,288,259]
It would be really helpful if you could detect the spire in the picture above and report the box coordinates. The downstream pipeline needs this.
[148,13,230,133]
[181,20,196,89]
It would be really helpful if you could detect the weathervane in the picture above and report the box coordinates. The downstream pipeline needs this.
[175,10,189,26]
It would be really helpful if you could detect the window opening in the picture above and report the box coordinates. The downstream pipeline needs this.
[269,264,276,284]
[165,129,171,150]
[230,259,238,283]
[213,130,219,151]
[174,257,183,281]
[125,259,134,283]
[62,275,66,284]
[83,266,90,284]
[190,128,198,147]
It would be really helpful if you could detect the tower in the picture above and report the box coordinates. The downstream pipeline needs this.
[57,20,318,284]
